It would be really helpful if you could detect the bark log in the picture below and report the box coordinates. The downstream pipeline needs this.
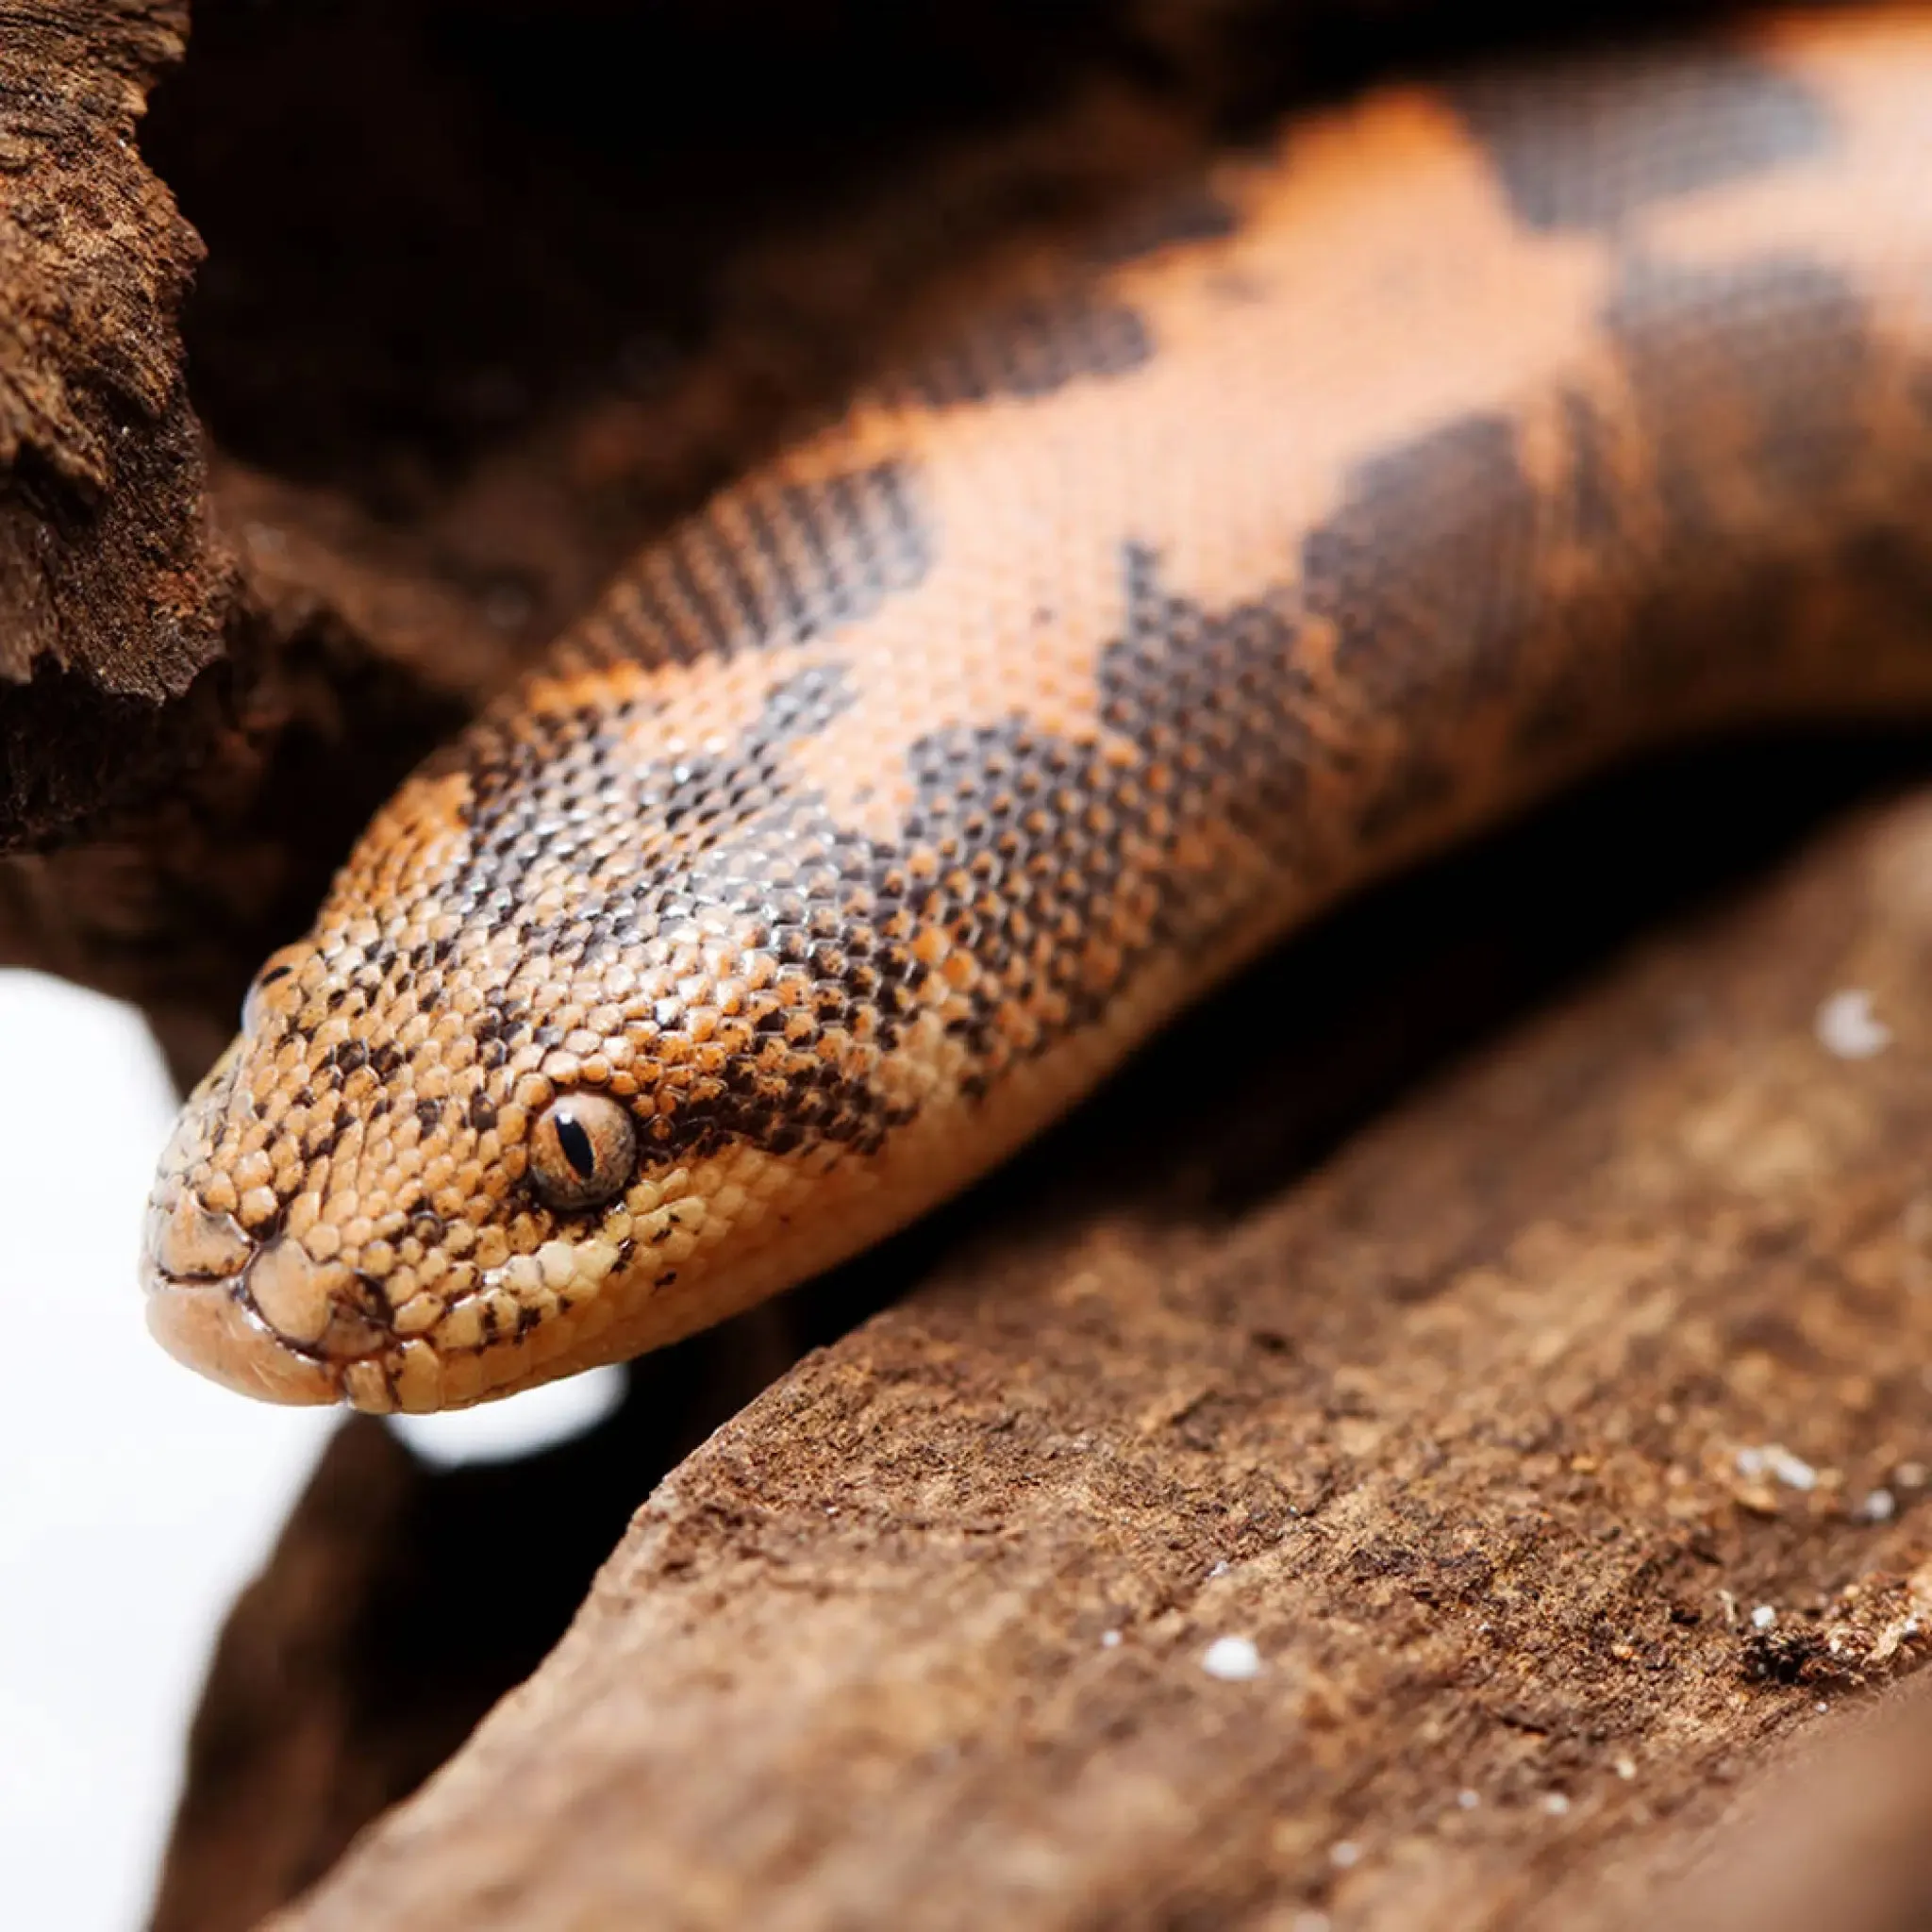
[0,2,224,842]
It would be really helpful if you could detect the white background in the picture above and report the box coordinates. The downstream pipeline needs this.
[0,969,619,1929]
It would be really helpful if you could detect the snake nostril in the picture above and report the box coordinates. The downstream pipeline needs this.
[247,1237,351,1345]
[146,1194,254,1285]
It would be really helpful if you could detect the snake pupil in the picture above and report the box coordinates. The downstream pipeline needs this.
[554,1111,597,1179]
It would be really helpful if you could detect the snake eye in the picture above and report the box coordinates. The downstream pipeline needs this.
[529,1093,636,1211]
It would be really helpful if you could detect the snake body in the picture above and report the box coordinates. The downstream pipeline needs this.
[142,8,1932,1412]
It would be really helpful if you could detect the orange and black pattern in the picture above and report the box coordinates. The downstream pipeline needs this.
[144,9,1932,1411]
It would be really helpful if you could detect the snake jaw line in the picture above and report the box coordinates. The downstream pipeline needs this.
[143,1275,342,1407]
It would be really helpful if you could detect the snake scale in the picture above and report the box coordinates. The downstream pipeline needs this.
[142,7,1932,1412]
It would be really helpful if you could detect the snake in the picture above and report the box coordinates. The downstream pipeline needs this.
[140,6,1932,1413]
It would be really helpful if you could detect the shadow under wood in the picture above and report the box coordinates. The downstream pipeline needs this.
[148,721,1932,1932]
[141,1,1141,505]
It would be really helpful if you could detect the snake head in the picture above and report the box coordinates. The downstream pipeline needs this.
[139,880,755,1413]
[137,655,953,1412]
[138,950,761,1412]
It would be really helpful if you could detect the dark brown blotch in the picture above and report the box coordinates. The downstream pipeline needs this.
[1603,251,1873,526]
[591,460,933,669]
[1450,45,1834,233]
[1302,413,1539,719]
[905,290,1152,408]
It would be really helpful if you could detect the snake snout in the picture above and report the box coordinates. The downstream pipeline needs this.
[141,1191,344,1406]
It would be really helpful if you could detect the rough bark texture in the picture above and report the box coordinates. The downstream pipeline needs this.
[0,2,228,844]
[8,3,1932,1930]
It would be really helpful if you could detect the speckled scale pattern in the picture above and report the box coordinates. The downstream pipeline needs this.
[144,8,1932,1410]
